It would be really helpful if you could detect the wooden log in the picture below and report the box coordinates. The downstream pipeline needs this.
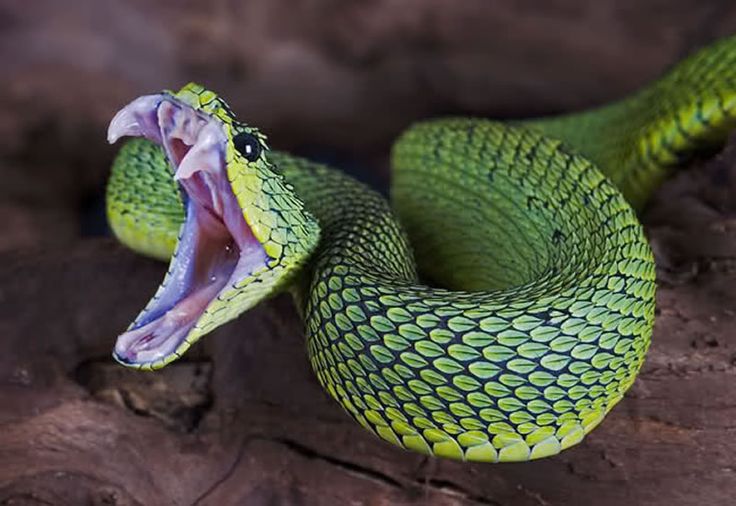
[1,140,736,505]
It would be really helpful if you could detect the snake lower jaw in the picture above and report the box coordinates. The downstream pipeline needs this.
[113,267,225,365]
[113,198,266,366]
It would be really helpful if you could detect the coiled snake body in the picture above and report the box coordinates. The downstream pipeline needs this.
[106,36,736,462]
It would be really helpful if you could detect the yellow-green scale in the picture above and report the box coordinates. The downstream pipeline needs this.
[277,121,655,462]
[527,35,736,209]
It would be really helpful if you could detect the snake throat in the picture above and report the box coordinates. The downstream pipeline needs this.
[108,94,268,365]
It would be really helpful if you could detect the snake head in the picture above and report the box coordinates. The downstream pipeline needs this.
[107,83,320,370]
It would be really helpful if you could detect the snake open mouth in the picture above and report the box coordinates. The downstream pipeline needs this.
[108,95,267,366]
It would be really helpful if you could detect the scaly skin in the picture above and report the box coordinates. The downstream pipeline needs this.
[107,36,736,462]
[527,35,736,209]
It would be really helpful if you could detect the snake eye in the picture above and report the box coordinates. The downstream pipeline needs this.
[233,132,261,162]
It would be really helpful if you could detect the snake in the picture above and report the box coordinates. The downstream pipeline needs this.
[105,35,736,462]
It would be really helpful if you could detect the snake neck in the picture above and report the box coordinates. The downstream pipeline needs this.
[271,151,419,305]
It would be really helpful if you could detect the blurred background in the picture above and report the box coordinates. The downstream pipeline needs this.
[2,0,736,252]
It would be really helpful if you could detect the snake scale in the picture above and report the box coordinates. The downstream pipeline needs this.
[105,36,736,462]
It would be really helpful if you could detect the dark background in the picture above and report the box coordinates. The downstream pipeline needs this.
[2,1,736,505]
[3,0,736,250]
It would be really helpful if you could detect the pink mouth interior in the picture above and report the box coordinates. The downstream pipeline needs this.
[108,95,267,365]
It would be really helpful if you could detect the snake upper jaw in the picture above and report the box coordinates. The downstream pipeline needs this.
[108,93,270,368]
[108,94,164,145]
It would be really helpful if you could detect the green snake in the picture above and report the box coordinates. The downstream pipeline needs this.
[106,36,736,462]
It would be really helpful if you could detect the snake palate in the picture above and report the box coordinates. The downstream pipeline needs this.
[106,36,736,462]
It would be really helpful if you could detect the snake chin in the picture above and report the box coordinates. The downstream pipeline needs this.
[108,94,267,366]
